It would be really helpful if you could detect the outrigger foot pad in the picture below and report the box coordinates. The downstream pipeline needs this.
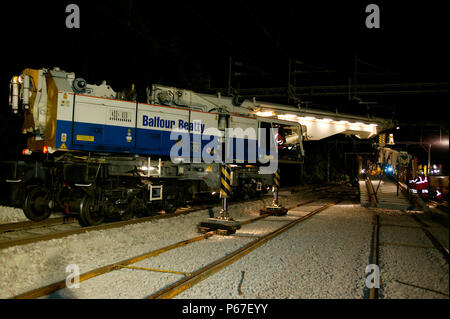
[198,218,242,235]
[260,206,288,216]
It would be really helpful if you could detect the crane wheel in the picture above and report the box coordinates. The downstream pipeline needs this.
[79,196,104,226]
[23,186,52,222]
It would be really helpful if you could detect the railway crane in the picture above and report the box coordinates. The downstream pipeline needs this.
[3,67,308,225]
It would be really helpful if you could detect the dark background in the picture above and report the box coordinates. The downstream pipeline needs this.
[0,0,448,180]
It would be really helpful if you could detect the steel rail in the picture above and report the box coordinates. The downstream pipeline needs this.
[395,179,430,213]
[369,214,379,299]
[0,205,215,250]
[11,231,215,299]
[427,199,448,209]
[11,197,325,299]
[366,177,377,208]
[0,217,76,234]
[147,200,341,299]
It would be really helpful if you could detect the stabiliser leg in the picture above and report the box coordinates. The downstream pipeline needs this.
[260,169,288,216]
[198,165,241,235]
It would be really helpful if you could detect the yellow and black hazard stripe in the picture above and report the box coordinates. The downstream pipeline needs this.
[273,169,280,191]
[378,134,386,145]
[220,165,232,197]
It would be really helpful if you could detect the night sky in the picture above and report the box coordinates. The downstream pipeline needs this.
[0,0,448,165]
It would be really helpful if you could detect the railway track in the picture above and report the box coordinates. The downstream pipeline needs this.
[0,217,77,233]
[0,185,337,251]
[11,196,344,299]
[147,200,341,299]
[0,204,216,250]
[426,198,449,213]
[369,210,449,299]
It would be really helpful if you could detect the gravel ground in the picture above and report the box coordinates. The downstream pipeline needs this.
[1,184,447,299]
[420,213,449,250]
[0,205,61,224]
[377,211,449,299]
[0,206,29,224]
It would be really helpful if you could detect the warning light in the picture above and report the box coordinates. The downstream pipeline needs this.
[43,146,48,154]
[256,111,275,117]
[388,133,395,145]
